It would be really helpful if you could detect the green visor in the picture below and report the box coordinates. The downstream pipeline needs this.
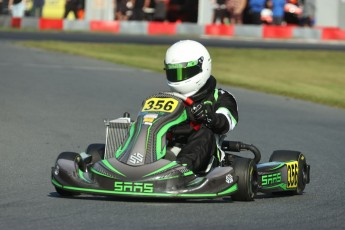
[165,57,203,82]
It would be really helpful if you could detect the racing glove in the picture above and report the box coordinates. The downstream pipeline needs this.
[190,103,230,134]
[190,103,216,128]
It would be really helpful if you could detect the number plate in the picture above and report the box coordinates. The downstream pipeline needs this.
[286,161,298,189]
[142,98,178,113]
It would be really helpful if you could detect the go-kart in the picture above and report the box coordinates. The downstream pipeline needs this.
[51,92,310,201]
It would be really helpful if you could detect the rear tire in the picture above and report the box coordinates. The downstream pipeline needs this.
[269,150,309,195]
[231,157,258,201]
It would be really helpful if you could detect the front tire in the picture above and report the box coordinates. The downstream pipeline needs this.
[231,157,258,201]
[54,152,81,196]
[269,150,309,195]
[55,187,79,197]
[85,143,105,163]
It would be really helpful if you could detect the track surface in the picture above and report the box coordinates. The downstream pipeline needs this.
[0,41,345,230]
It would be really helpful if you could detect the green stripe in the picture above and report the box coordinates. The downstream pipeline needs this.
[115,122,136,158]
[63,186,216,197]
[60,183,238,198]
[90,167,115,179]
[183,171,194,176]
[218,183,238,196]
[217,149,221,161]
[261,183,291,191]
[102,159,126,177]
[214,89,219,102]
[145,118,160,153]
[143,161,178,178]
[177,68,182,81]
[186,60,198,67]
[155,110,188,160]
[52,178,63,188]
[270,163,285,171]
[78,169,89,182]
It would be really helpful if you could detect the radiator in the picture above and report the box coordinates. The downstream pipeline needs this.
[104,118,131,159]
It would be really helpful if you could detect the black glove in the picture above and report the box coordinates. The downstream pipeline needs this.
[190,103,216,128]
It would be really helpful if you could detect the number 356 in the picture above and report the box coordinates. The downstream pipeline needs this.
[142,98,177,112]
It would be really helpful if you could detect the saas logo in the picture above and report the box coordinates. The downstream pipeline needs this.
[226,174,233,184]
[129,153,144,164]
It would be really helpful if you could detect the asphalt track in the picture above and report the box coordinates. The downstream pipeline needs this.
[0,40,345,230]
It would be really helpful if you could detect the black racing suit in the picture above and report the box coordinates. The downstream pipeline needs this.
[170,76,239,172]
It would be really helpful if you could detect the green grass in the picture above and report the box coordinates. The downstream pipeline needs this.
[19,41,345,109]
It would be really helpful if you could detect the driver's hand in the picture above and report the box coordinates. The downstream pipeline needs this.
[190,103,215,128]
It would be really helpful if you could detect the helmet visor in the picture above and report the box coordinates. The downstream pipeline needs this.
[165,57,203,82]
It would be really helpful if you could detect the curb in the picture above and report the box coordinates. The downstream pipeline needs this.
[1,16,345,42]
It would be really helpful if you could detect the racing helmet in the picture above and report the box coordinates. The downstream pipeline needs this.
[164,40,212,97]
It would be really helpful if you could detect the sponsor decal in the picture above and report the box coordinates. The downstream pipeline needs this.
[129,153,144,164]
[286,161,298,188]
[225,174,233,184]
[143,114,158,125]
[142,98,178,113]
[262,172,282,186]
[114,182,154,193]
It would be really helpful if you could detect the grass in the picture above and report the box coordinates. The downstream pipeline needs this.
[19,41,345,109]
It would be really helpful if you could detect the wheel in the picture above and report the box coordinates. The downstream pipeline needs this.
[55,187,79,197]
[269,150,309,195]
[57,151,80,161]
[85,143,105,163]
[54,152,81,196]
[231,157,258,201]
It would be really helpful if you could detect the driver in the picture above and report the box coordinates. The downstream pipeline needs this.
[165,40,239,173]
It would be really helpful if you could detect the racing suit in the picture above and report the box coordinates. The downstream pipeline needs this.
[171,75,238,173]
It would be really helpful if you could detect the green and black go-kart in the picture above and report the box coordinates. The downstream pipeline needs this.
[51,92,310,201]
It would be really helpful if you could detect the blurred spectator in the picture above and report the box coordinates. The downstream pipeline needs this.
[130,0,150,21]
[167,0,198,23]
[143,0,155,21]
[0,0,3,14]
[153,0,167,22]
[63,0,79,19]
[284,0,302,25]
[8,0,26,17]
[260,7,272,24]
[211,0,228,24]
[31,0,44,17]
[227,0,247,24]
[248,0,266,24]
[301,0,316,27]
[77,0,84,19]
[269,0,285,25]
[115,0,130,20]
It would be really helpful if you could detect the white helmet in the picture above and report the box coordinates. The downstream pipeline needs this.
[164,40,212,97]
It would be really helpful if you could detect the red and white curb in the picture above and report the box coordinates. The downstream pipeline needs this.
[1,16,345,41]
